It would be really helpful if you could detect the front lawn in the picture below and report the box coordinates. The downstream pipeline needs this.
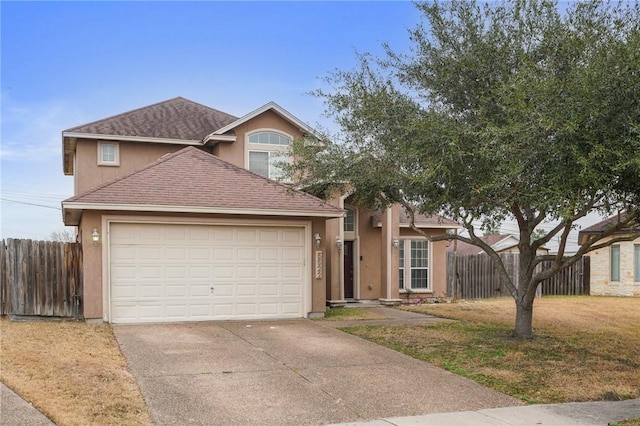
[341,296,640,404]
[0,318,153,426]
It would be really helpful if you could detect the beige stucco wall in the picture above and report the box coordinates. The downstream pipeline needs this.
[399,227,449,299]
[78,210,104,319]
[78,211,330,321]
[323,202,454,303]
[587,236,640,297]
[75,139,188,194]
[213,110,304,170]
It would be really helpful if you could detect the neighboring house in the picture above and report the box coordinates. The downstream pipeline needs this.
[578,215,640,297]
[447,234,550,256]
[61,97,458,324]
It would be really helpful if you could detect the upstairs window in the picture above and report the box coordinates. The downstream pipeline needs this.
[248,132,290,146]
[247,131,291,180]
[98,142,119,166]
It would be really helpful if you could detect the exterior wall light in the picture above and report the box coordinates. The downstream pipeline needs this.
[315,233,322,247]
[91,228,100,245]
[392,237,400,250]
[336,236,343,251]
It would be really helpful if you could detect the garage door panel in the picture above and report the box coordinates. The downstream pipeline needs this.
[282,249,302,261]
[258,266,278,278]
[237,266,257,278]
[283,266,303,279]
[237,229,257,242]
[259,249,279,261]
[111,246,136,261]
[237,248,257,261]
[282,302,302,314]
[259,284,279,296]
[282,230,303,243]
[165,248,187,260]
[283,287,302,297]
[189,247,210,261]
[214,248,233,261]
[166,285,186,297]
[189,266,211,279]
[110,223,306,323]
[139,266,162,279]
[166,305,187,318]
[259,230,279,243]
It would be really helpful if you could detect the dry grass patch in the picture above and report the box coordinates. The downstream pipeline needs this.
[344,296,639,404]
[0,318,153,426]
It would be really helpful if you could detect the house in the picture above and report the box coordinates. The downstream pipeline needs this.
[578,215,640,296]
[447,234,549,256]
[61,97,459,323]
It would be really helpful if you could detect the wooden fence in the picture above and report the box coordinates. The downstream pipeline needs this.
[0,239,83,318]
[447,252,589,300]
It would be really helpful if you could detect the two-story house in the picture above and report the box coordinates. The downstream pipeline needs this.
[61,97,457,323]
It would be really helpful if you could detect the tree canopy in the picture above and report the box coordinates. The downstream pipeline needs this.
[289,0,640,338]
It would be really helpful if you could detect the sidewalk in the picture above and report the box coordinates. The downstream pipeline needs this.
[328,399,640,425]
[0,383,54,426]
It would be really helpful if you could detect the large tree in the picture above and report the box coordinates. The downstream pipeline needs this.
[289,0,640,338]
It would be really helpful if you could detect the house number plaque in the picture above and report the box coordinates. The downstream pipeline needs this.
[315,251,322,279]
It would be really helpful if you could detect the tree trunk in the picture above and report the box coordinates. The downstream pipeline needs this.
[513,299,534,339]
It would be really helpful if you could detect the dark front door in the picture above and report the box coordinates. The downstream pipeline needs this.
[343,240,355,299]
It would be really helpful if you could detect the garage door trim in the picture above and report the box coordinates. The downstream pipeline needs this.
[101,215,312,323]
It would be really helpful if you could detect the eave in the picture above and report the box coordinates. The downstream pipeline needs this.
[373,221,462,229]
[62,202,344,226]
[202,101,319,144]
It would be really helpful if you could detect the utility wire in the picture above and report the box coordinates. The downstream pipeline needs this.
[0,198,61,210]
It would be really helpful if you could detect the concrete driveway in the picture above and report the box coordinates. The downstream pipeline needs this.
[114,319,523,425]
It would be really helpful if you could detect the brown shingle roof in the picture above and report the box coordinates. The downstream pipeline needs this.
[64,97,237,140]
[447,234,513,255]
[578,212,640,244]
[371,209,459,228]
[63,147,343,223]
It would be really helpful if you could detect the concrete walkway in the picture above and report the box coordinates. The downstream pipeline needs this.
[0,383,54,426]
[328,399,640,425]
[2,307,639,425]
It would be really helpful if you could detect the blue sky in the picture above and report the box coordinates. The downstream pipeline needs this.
[0,0,603,252]
[1,1,419,239]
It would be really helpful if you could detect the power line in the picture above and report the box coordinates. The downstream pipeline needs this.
[0,198,61,210]
[0,190,69,200]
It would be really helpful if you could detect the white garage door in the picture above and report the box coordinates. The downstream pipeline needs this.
[109,223,306,324]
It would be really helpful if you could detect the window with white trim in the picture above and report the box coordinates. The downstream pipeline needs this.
[98,142,119,166]
[634,244,640,282]
[611,245,620,282]
[344,208,355,232]
[247,131,291,180]
[399,239,430,291]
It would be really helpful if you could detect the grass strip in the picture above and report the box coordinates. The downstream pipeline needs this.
[341,297,639,404]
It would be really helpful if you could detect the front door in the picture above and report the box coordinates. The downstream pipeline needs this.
[343,240,355,299]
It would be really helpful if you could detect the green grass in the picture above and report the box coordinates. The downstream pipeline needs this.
[611,419,640,426]
[339,297,640,405]
[320,307,390,321]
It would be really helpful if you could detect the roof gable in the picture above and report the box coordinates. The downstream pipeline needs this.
[62,147,342,225]
[64,97,237,141]
[203,101,317,142]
